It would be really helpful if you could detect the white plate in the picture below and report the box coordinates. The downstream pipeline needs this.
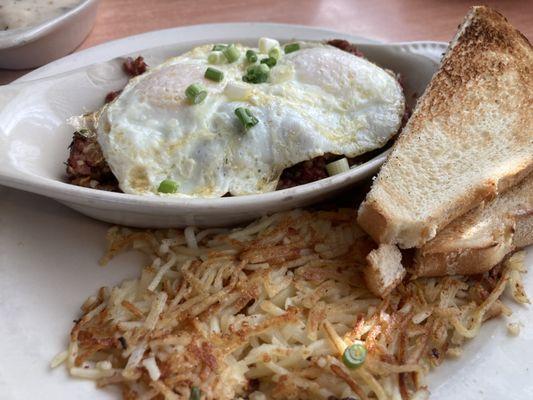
[0,23,444,228]
[0,24,531,400]
[1,181,532,400]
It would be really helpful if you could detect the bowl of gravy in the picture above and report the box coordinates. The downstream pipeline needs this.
[0,0,99,69]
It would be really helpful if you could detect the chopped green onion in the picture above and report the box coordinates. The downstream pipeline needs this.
[268,46,282,60]
[208,51,226,64]
[326,158,350,176]
[242,63,270,84]
[204,67,224,82]
[269,64,294,83]
[235,107,259,130]
[158,179,178,194]
[190,386,201,400]
[260,57,277,68]
[342,343,367,369]
[223,44,240,63]
[258,37,280,54]
[185,83,207,104]
[246,49,258,63]
[212,44,227,51]
[284,43,300,54]
[224,81,250,100]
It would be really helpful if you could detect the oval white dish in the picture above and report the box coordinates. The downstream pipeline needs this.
[0,23,446,228]
[0,0,99,69]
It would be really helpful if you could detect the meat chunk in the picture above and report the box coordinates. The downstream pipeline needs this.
[276,146,396,191]
[327,39,364,57]
[123,56,148,77]
[104,57,148,103]
[105,90,122,103]
[66,131,120,191]
[68,57,149,190]
[277,156,332,190]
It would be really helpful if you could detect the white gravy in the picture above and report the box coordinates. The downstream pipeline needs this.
[0,0,82,31]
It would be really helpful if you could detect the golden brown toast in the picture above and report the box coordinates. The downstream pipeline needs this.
[357,6,533,249]
[364,244,405,297]
[413,174,533,277]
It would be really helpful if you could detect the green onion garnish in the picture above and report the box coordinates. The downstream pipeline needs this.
[158,179,178,194]
[223,44,240,63]
[212,44,227,51]
[246,49,258,63]
[204,67,224,82]
[235,107,259,130]
[268,46,281,60]
[260,57,277,67]
[284,43,300,54]
[342,343,367,369]
[242,63,270,84]
[258,37,280,54]
[208,51,226,64]
[185,83,207,104]
[326,158,350,176]
[190,386,201,400]
[224,81,250,100]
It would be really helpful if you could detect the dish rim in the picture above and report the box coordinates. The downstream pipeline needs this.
[1,151,390,210]
[1,23,447,211]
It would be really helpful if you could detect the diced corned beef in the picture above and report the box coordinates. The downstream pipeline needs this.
[327,39,364,57]
[105,90,122,103]
[104,57,148,103]
[277,156,331,190]
[123,56,148,77]
[66,131,120,191]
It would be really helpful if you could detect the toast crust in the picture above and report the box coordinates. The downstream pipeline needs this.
[357,6,533,249]
[413,213,533,277]
[515,210,533,248]
[413,220,515,277]
[356,199,394,244]
[413,174,533,277]
[364,244,405,297]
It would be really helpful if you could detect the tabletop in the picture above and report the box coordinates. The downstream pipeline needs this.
[0,0,531,84]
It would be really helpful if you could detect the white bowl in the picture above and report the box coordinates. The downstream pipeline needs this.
[0,23,446,228]
[0,0,99,69]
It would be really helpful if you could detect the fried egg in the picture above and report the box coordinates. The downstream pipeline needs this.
[95,41,405,197]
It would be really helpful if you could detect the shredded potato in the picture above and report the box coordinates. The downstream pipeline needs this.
[60,209,528,399]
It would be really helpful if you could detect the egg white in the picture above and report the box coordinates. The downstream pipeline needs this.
[96,41,405,197]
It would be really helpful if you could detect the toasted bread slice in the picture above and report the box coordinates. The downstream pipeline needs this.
[364,244,405,297]
[413,174,533,277]
[515,210,533,248]
[357,6,533,248]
